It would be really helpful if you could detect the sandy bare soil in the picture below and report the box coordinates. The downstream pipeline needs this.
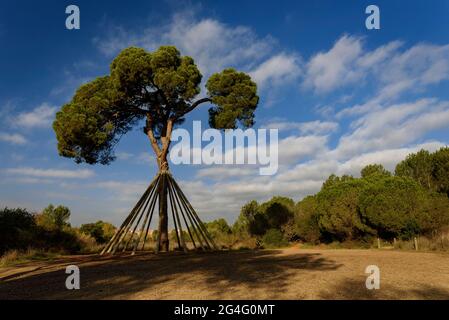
[1,248,448,300]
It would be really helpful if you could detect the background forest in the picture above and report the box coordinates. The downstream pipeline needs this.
[2,147,449,265]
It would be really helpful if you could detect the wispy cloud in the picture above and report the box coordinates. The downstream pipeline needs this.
[250,53,302,88]
[94,180,148,202]
[300,35,449,121]
[303,35,365,93]
[12,103,57,129]
[265,120,338,135]
[116,151,154,164]
[0,132,27,145]
[4,167,95,179]
[332,98,449,159]
[93,10,302,92]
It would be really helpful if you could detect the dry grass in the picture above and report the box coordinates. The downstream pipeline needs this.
[76,233,103,254]
[1,247,448,300]
[0,248,59,267]
[0,250,19,267]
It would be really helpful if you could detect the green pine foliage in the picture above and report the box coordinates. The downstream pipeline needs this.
[262,229,288,248]
[293,149,449,243]
[53,46,259,165]
[234,148,449,246]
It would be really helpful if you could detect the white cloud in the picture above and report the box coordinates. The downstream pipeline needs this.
[164,15,274,77]
[94,180,149,203]
[196,166,257,180]
[93,10,308,101]
[13,103,57,129]
[250,53,302,88]
[380,43,449,86]
[337,141,445,176]
[266,120,338,135]
[333,98,449,159]
[278,135,329,165]
[4,167,95,179]
[94,11,275,78]
[303,35,449,114]
[135,152,154,164]
[116,151,154,164]
[276,159,338,183]
[0,132,27,145]
[303,35,364,93]
[357,41,403,68]
[116,152,133,161]
[275,141,445,187]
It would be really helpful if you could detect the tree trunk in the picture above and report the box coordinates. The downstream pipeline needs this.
[158,169,169,252]
[146,117,173,252]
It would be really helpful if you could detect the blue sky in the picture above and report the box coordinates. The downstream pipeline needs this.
[1,0,449,226]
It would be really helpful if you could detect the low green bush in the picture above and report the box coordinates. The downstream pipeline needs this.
[262,229,288,248]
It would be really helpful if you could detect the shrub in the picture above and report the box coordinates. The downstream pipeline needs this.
[261,197,294,230]
[169,229,189,242]
[0,207,37,254]
[1,206,106,256]
[33,227,83,253]
[316,178,372,241]
[0,250,19,266]
[262,229,288,248]
[294,196,321,243]
[80,220,116,244]
[36,204,71,231]
[205,218,232,237]
[237,197,295,237]
[77,232,102,253]
[233,200,259,236]
[359,177,426,239]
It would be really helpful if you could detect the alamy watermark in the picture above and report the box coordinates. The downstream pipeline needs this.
[365,5,380,30]
[169,121,279,176]
[65,5,80,30]
[365,265,380,290]
[65,265,80,290]
[66,4,379,31]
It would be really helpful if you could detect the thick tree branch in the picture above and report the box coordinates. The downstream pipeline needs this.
[177,97,212,118]
[146,115,161,157]
[161,118,174,159]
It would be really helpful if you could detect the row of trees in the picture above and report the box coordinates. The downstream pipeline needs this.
[395,148,449,196]
[224,147,449,246]
[0,205,116,255]
[3,147,448,252]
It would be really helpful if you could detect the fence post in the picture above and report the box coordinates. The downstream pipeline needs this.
[377,237,381,249]
[442,234,445,250]
[393,237,397,248]
[414,237,419,251]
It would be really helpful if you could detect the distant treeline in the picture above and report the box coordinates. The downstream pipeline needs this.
[212,147,449,247]
[0,204,116,255]
[2,147,449,255]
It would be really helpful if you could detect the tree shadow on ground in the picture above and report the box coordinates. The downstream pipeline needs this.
[319,277,449,300]
[0,250,342,299]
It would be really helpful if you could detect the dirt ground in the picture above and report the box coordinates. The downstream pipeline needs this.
[0,248,448,300]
